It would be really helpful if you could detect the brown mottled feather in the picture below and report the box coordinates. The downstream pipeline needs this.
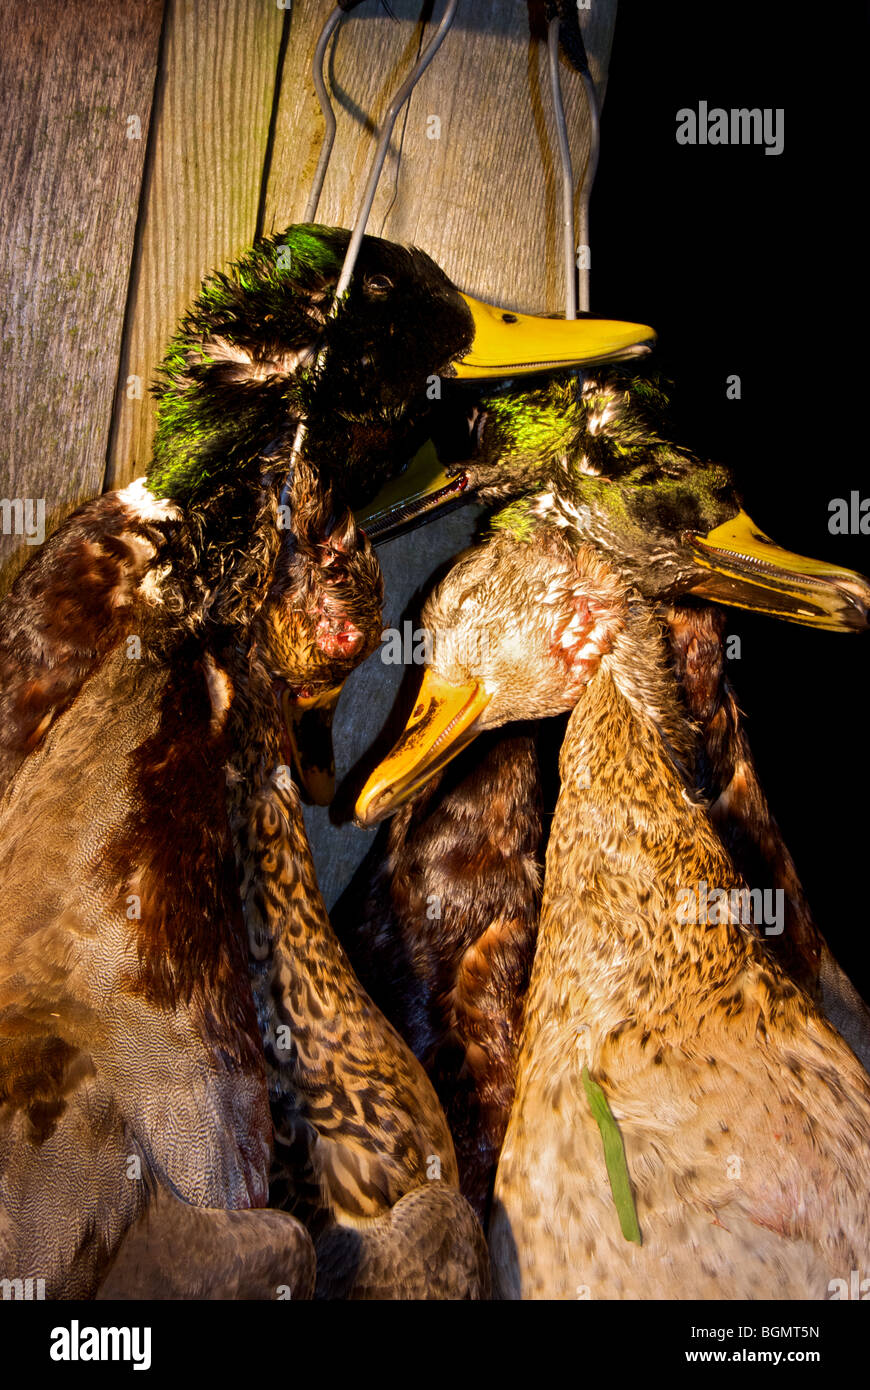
[342,728,542,1219]
[665,602,870,1066]
[227,657,489,1298]
[223,467,488,1298]
[411,539,870,1299]
[0,643,312,1297]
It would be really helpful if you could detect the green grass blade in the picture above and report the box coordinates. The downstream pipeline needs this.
[582,1064,642,1245]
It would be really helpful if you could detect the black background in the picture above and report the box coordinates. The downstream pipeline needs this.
[591,0,868,993]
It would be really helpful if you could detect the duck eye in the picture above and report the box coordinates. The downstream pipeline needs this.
[365,274,393,297]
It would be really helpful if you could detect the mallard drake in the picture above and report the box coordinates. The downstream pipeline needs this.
[0,229,653,806]
[350,370,870,1213]
[149,223,655,512]
[0,428,487,1297]
[357,520,870,1298]
[224,458,488,1298]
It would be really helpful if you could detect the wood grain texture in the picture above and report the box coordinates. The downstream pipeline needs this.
[0,0,164,595]
[104,0,287,492]
[265,0,616,311]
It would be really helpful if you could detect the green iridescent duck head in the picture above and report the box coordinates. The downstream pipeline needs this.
[147,224,655,513]
[360,369,870,633]
[486,373,870,632]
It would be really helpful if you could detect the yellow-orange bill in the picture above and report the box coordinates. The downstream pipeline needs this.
[355,668,492,825]
[453,293,656,378]
[689,510,870,632]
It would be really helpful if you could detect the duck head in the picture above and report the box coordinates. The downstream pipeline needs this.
[148,226,655,514]
[252,459,383,805]
[360,372,870,631]
[356,372,870,822]
[489,375,870,632]
[355,528,626,824]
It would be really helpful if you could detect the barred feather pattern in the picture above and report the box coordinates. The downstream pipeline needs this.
[343,729,543,1220]
[226,660,488,1298]
[665,602,870,1068]
[491,595,870,1299]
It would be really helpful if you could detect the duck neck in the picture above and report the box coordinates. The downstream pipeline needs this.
[666,601,823,995]
[225,658,362,1028]
[534,607,754,1054]
[225,654,454,1217]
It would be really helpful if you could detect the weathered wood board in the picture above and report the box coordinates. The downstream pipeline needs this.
[104,0,288,492]
[265,0,615,310]
[0,0,164,594]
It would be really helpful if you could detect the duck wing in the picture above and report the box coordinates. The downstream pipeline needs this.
[0,479,184,798]
[313,1184,489,1300]
[0,642,276,1295]
[96,1181,315,1300]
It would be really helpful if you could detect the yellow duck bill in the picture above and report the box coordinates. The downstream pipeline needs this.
[282,684,345,806]
[355,669,492,825]
[354,438,468,542]
[688,510,870,632]
[452,293,656,378]
[355,301,656,542]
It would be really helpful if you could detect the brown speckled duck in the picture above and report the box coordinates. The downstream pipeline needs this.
[340,724,543,1220]
[0,478,316,1299]
[350,373,870,1221]
[360,519,870,1298]
[227,459,489,1298]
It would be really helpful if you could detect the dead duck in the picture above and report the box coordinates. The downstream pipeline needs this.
[0,231,653,808]
[0,498,316,1298]
[4,220,625,1294]
[358,521,870,1298]
[349,370,870,1217]
[149,223,655,513]
[355,370,870,1053]
[227,458,489,1299]
[664,599,870,1053]
[0,424,490,1297]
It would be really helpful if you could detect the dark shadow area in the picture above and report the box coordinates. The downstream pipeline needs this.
[593,0,869,993]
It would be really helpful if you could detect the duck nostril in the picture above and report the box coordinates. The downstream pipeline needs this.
[501,313,518,324]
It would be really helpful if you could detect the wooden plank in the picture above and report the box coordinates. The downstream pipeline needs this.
[104,0,287,493]
[263,0,618,909]
[265,0,616,311]
[0,0,164,595]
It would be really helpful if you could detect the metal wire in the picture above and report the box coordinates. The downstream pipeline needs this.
[548,10,600,315]
[548,15,577,320]
[332,0,460,302]
[577,68,600,313]
[285,0,460,496]
[302,6,345,223]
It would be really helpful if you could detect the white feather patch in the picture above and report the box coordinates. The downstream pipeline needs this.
[202,336,314,381]
[118,477,182,522]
